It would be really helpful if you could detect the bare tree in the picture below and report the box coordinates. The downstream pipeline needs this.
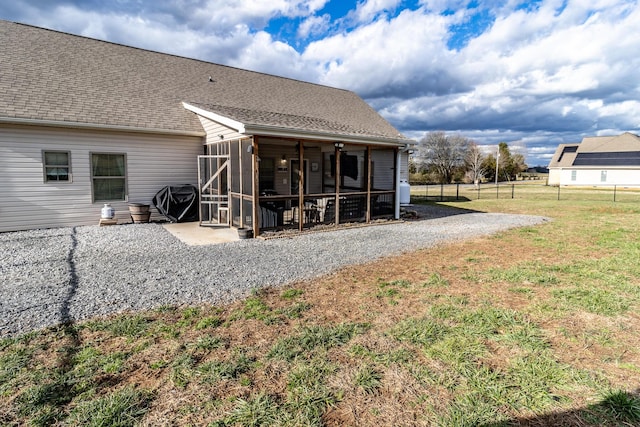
[417,131,470,184]
[465,141,485,188]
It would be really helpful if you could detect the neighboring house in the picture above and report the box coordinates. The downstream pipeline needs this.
[0,20,413,235]
[547,132,640,187]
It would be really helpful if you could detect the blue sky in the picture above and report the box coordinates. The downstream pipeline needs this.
[2,0,640,166]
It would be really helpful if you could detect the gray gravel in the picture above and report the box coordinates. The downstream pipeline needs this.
[0,205,549,338]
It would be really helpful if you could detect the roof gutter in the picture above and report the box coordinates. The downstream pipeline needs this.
[0,117,206,137]
[242,123,412,147]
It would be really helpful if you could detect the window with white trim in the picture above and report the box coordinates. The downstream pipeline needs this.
[571,170,577,181]
[43,151,71,182]
[600,170,607,183]
[91,153,127,201]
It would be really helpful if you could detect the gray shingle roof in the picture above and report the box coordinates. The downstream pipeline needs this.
[579,132,640,153]
[189,103,398,139]
[0,20,408,142]
[548,144,579,168]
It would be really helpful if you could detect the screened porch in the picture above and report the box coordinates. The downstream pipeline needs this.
[198,136,400,237]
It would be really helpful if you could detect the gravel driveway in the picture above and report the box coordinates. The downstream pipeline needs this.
[0,205,548,338]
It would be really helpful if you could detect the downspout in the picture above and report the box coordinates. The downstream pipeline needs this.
[335,144,341,226]
[238,140,244,229]
[395,147,401,220]
[365,145,372,223]
[252,137,260,237]
[395,143,413,219]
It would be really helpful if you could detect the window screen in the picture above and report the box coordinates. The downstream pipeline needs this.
[43,151,71,182]
[91,153,126,201]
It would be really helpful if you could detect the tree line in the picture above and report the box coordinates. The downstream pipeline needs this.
[410,131,527,185]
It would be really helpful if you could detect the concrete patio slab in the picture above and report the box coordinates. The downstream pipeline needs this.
[162,222,240,245]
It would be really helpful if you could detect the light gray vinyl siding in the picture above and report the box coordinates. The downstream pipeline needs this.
[0,125,203,232]
[371,148,395,190]
[197,115,244,144]
[400,151,409,180]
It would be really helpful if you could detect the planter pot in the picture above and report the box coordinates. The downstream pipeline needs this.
[129,203,150,223]
[237,227,253,239]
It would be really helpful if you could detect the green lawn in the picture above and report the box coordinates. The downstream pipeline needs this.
[411,181,640,204]
[1,192,640,426]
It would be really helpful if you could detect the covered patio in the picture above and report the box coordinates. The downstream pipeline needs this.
[198,136,407,237]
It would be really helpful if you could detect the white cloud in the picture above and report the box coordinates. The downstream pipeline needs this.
[227,31,319,81]
[297,13,331,39]
[367,0,640,165]
[205,0,328,24]
[351,0,403,23]
[459,0,640,93]
[597,101,640,122]
[419,0,468,13]
[284,0,330,16]
[5,1,327,67]
[7,0,330,39]
[303,8,456,96]
[150,0,330,30]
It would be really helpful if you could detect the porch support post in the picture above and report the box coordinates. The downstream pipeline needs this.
[252,137,260,238]
[394,147,400,220]
[238,140,244,229]
[334,145,341,226]
[197,153,203,225]
[366,145,372,223]
[298,141,305,232]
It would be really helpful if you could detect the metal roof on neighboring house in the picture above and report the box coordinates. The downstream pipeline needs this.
[0,20,409,144]
[548,133,640,168]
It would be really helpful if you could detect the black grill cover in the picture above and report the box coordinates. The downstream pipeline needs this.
[153,185,198,223]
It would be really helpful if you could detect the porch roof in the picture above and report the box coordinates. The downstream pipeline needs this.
[184,102,411,146]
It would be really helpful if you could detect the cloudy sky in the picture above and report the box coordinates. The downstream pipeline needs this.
[2,0,640,166]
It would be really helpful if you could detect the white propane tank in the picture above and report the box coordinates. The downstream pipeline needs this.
[101,203,115,219]
[399,179,410,205]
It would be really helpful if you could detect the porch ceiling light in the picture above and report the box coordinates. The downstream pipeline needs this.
[281,154,287,164]
[334,142,344,149]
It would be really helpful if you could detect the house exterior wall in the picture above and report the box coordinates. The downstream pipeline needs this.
[196,116,244,144]
[548,168,561,186]
[0,124,203,232]
[551,167,640,187]
[371,149,395,190]
[400,151,409,181]
[259,143,323,195]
